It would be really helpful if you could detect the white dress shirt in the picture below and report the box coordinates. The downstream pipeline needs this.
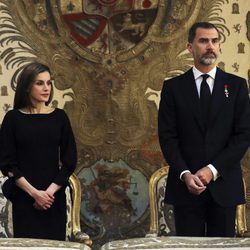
[180,66,219,181]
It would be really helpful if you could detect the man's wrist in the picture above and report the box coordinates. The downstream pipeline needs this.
[180,170,191,181]
[207,164,219,181]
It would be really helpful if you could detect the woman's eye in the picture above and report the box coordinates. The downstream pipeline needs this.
[33,80,52,86]
[34,81,43,85]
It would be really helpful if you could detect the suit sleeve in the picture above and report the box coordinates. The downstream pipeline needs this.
[53,110,77,186]
[158,80,189,176]
[211,79,250,177]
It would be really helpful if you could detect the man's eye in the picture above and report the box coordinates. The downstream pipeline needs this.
[199,39,208,43]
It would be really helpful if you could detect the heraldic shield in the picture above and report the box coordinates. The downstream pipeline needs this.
[60,0,158,54]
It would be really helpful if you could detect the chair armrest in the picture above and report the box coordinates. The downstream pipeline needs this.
[69,174,92,247]
[236,178,247,237]
[72,230,92,246]
[236,204,247,237]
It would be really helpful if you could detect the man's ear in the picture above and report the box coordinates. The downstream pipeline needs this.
[187,43,193,53]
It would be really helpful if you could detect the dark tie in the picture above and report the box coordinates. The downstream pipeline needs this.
[200,74,211,127]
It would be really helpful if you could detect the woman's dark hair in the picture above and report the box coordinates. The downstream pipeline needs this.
[188,22,220,43]
[13,62,53,109]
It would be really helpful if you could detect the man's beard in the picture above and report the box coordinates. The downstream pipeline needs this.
[199,52,218,65]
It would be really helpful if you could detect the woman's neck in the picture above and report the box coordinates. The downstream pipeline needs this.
[21,105,53,114]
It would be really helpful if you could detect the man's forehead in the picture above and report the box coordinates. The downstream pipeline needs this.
[196,28,219,37]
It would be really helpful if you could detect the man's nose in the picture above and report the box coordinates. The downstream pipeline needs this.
[207,40,215,49]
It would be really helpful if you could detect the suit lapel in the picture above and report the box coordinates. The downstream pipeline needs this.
[182,69,205,132]
[208,68,227,126]
[183,68,228,132]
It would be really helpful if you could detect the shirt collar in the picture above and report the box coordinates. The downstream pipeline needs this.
[192,66,217,80]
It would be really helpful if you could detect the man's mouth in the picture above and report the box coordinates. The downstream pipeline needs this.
[205,52,216,58]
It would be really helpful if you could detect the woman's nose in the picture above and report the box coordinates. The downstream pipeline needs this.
[43,83,50,90]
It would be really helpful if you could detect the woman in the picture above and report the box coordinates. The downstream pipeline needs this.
[0,62,77,240]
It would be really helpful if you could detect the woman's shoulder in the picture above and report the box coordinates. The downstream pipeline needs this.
[6,109,18,114]
[1,109,19,128]
[53,109,73,130]
[3,109,19,119]
[54,108,67,115]
[53,108,70,120]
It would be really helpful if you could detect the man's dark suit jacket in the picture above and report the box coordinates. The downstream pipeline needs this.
[158,67,250,207]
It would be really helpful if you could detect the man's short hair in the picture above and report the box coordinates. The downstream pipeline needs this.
[188,22,220,43]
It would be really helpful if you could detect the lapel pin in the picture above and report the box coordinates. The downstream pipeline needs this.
[224,84,229,98]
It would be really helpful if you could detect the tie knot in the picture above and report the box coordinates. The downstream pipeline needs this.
[201,74,209,81]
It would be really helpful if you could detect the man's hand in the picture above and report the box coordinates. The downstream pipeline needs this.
[8,171,13,177]
[183,172,206,195]
[195,166,213,185]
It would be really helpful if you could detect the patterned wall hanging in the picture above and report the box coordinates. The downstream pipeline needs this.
[0,0,232,247]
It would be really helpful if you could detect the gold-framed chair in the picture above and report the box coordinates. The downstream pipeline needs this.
[236,178,248,236]
[0,172,92,248]
[148,166,247,237]
[68,174,92,247]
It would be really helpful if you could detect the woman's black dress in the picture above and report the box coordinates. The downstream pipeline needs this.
[0,108,77,240]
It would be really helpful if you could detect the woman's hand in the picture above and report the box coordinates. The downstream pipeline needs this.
[15,177,61,210]
[32,190,54,210]
[46,183,61,197]
[15,177,54,210]
[33,183,61,210]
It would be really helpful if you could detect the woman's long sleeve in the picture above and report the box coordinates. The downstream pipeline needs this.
[0,111,23,179]
[53,110,77,186]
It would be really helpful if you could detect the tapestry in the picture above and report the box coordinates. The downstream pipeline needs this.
[0,0,249,248]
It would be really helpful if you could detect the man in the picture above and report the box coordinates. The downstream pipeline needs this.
[158,22,250,237]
